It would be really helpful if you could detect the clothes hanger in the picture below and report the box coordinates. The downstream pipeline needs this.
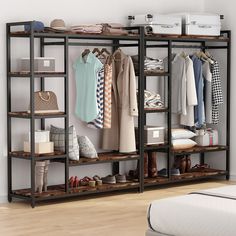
[113,48,122,61]
[82,48,91,57]
[100,48,111,56]
[92,48,101,56]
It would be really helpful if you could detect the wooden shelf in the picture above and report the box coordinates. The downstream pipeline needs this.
[9,151,66,160]
[8,111,66,119]
[69,152,139,166]
[12,181,140,200]
[172,145,228,155]
[144,169,227,187]
[8,72,66,77]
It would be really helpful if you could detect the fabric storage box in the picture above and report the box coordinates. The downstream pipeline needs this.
[24,141,54,154]
[128,14,182,35]
[136,126,165,145]
[194,129,218,146]
[176,13,221,36]
[20,57,55,72]
[28,130,50,143]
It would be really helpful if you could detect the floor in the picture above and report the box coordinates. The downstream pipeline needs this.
[0,180,234,236]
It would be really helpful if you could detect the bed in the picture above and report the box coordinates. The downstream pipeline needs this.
[146,185,236,236]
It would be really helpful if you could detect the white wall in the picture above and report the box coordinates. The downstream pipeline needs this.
[0,0,205,202]
[204,0,235,179]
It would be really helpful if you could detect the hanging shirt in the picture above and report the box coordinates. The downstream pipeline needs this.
[73,52,103,122]
[88,67,105,129]
[190,55,205,127]
[202,61,213,124]
[211,60,223,124]
[171,54,187,115]
[180,56,198,126]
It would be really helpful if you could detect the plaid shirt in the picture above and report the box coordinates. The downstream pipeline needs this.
[211,60,223,124]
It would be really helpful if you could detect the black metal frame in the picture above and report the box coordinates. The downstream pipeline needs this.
[6,21,231,207]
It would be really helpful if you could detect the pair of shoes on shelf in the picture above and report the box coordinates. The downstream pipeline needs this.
[35,160,50,193]
[174,155,191,173]
[69,176,79,188]
[191,163,210,171]
[158,168,180,177]
[79,176,92,186]
[101,174,127,184]
[93,175,103,186]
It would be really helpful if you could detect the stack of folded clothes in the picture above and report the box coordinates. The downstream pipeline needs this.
[102,23,128,35]
[70,24,103,34]
[131,55,164,73]
[144,90,164,109]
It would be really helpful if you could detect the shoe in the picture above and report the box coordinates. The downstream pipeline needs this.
[158,168,180,177]
[158,168,167,177]
[148,152,157,178]
[74,176,79,188]
[101,175,116,184]
[35,161,46,193]
[186,155,191,172]
[43,160,50,192]
[174,156,186,174]
[115,174,127,183]
[79,176,92,186]
[69,176,75,188]
[93,175,103,185]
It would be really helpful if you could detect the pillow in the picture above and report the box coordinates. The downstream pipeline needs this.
[172,139,197,150]
[172,128,196,140]
[50,125,79,161]
[77,136,98,158]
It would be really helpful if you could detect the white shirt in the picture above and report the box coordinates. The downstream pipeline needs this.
[180,56,198,126]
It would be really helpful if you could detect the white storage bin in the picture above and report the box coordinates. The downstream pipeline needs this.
[129,14,182,35]
[24,141,54,154]
[176,13,221,36]
[194,129,218,146]
[28,130,50,143]
[20,57,55,72]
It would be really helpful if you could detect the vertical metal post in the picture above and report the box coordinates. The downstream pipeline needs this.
[64,36,69,193]
[40,37,45,130]
[6,23,12,203]
[167,40,172,179]
[29,22,36,208]
[226,31,231,180]
[138,27,145,192]
[112,39,120,176]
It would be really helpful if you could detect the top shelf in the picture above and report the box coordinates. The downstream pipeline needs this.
[9,31,230,43]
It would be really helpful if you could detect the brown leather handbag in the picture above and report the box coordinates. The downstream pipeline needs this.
[28,91,59,113]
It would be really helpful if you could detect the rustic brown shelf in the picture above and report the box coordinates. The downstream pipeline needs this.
[69,152,139,166]
[9,151,66,160]
[172,145,228,155]
[9,72,66,77]
[12,181,140,200]
[144,107,169,113]
[144,169,227,187]
[8,111,66,119]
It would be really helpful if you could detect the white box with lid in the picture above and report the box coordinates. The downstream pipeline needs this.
[176,13,221,36]
[128,14,182,35]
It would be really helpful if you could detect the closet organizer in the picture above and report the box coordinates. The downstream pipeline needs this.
[6,21,231,207]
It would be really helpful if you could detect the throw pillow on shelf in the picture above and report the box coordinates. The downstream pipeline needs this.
[77,136,98,158]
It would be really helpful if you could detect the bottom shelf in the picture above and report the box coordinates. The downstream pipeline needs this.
[144,169,227,187]
[12,181,140,200]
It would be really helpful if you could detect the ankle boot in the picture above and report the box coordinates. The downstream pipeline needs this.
[148,152,157,178]
[186,155,191,172]
[144,152,148,178]
[179,156,186,174]
[43,160,50,192]
[35,161,46,193]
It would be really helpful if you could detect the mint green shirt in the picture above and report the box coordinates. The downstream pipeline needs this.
[73,52,103,122]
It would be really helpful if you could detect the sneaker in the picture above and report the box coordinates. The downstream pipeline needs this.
[115,174,127,183]
[157,168,180,177]
[101,175,116,184]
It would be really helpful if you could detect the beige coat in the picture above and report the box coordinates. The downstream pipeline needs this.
[102,50,138,153]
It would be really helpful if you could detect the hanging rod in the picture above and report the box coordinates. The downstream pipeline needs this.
[43,42,139,47]
[146,44,228,49]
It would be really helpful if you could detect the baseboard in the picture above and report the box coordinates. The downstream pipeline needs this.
[230,174,236,181]
[0,195,7,203]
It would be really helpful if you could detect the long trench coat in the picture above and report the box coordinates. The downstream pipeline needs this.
[102,49,138,153]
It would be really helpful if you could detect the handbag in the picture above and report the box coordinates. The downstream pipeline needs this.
[28,91,59,113]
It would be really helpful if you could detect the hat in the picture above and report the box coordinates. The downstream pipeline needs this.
[50,19,67,31]
[24,21,45,32]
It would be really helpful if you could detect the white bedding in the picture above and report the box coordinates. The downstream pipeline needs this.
[148,185,236,236]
